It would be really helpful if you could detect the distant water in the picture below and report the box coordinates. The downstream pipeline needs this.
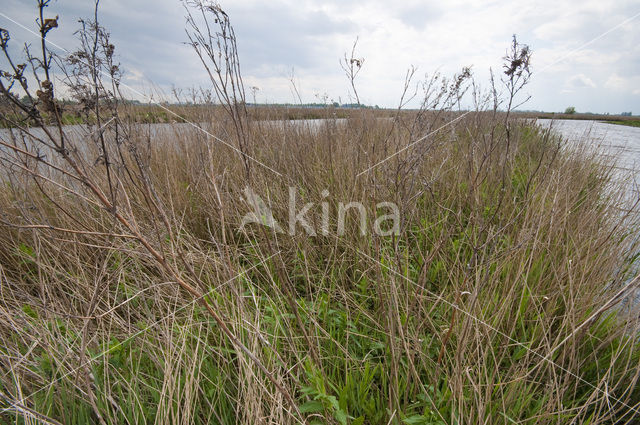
[3,118,639,172]
[536,119,640,175]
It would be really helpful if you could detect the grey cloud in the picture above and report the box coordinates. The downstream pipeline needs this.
[225,3,356,75]
[396,3,443,30]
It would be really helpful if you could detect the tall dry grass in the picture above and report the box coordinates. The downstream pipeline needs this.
[1,2,639,424]
[0,107,639,424]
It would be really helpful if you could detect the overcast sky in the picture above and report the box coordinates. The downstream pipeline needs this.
[2,0,639,113]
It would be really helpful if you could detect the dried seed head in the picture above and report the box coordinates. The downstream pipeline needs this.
[42,16,59,34]
[36,80,59,115]
[0,28,9,48]
[105,43,115,57]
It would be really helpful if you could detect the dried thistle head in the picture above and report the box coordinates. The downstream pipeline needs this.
[503,35,531,80]
[36,79,59,115]
[105,43,115,58]
[41,15,59,36]
[0,28,9,48]
[350,58,363,69]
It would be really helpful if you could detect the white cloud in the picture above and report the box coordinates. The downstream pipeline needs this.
[605,74,640,97]
[566,74,596,89]
[605,74,626,90]
[124,69,145,83]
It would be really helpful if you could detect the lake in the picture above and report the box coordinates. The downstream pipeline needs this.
[537,119,640,179]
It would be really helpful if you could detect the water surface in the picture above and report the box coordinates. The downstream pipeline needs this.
[537,119,640,174]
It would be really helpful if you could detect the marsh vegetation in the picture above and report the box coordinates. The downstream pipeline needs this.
[0,1,639,424]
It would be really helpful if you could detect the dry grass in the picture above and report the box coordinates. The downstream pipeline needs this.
[0,107,639,424]
[1,2,639,424]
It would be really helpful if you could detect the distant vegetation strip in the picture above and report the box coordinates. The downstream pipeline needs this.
[602,119,640,128]
[528,111,639,123]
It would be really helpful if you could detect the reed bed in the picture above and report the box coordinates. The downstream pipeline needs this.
[0,2,639,424]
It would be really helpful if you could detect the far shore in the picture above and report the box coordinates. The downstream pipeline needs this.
[519,111,640,128]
